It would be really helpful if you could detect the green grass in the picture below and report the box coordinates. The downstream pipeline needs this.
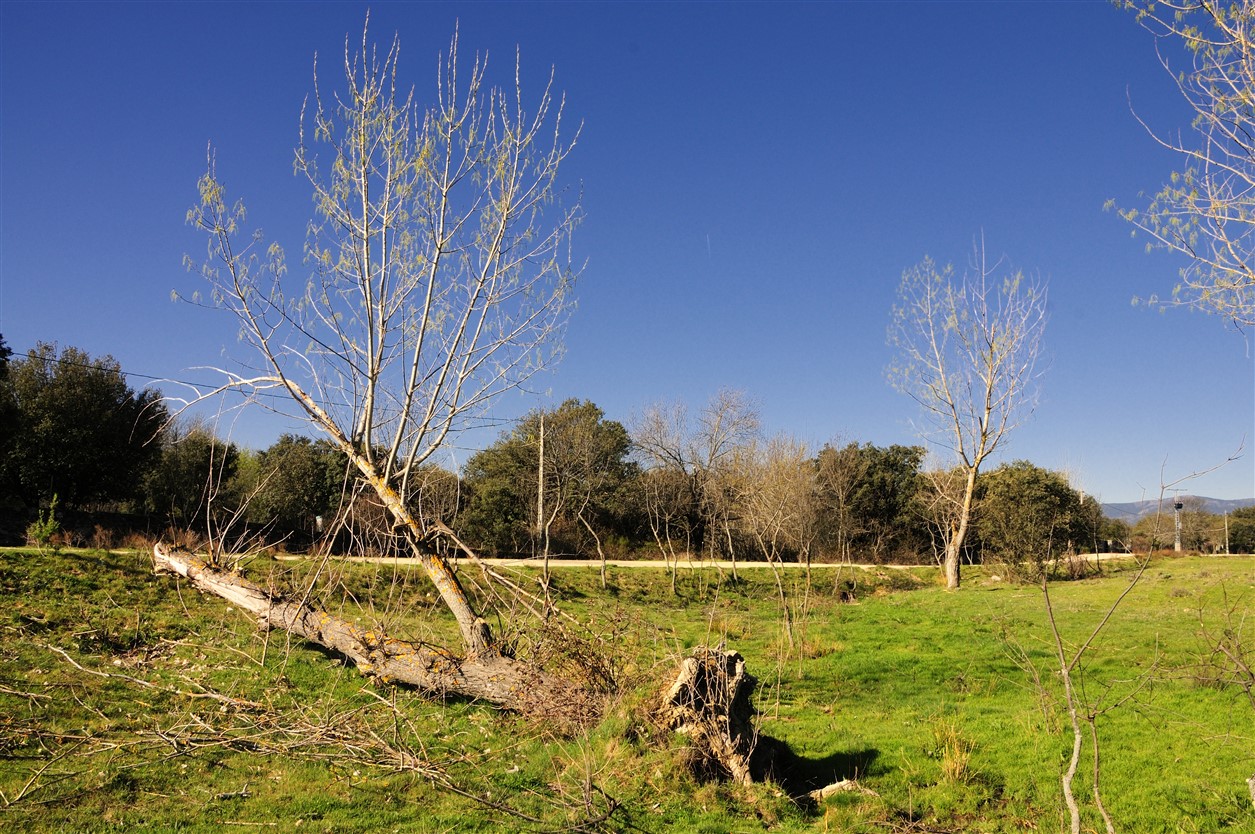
[1,548,1253,832]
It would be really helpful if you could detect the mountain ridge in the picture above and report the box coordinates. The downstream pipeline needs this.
[1101,496,1255,522]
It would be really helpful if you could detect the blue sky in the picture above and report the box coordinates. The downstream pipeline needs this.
[1,0,1252,502]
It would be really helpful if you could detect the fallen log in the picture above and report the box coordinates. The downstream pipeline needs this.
[152,543,602,726]
[154,544,871,802]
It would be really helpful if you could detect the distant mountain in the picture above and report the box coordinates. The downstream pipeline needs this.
[1102,496,1255,522]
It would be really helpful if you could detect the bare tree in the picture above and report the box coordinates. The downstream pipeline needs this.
[630,389,760,581]
[731,434,817,649]
[638,467,694,595]
[697,389,762,573]
[815,438,869,563]
[632,400,697,592]
[183,21,591,717]
[1114,0,1255,326]
[887,240,1047,589]
[916,463,969,570]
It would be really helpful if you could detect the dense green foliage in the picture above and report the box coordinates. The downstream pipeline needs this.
[143,421,240,527]
[247,434,347,541]
[0,334,16,507]
[1230,506,1255,553]
[973,460,1101,577]
[458,400,639,556]
[815,442,926,562]
[1,547,1252,832]
[1,342,166,509]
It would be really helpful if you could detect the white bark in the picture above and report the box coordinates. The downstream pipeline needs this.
[153,544,601,724]
[888,239,1047,588]
[184,22,581,662]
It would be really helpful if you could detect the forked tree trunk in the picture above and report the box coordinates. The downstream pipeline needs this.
[152,544,602,726]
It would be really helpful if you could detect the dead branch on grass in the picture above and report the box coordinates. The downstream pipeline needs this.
[11,635,618,831]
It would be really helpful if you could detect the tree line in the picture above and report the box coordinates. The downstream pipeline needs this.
[11,336,1247,563]
[0,338,344,548]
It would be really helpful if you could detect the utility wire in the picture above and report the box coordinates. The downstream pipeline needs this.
[5,348,524,452]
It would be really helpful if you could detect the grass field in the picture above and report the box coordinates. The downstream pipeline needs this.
[1,546,1252,832]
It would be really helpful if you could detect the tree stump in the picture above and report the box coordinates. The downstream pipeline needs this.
[660,647,761,784]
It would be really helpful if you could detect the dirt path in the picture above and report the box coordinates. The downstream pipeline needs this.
[273,553,1135,571]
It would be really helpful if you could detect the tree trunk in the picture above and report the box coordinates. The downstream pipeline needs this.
[943,540,961,590]
[155,551,827,799]
[661,647,761,785]
[577,509,608,590]
[945,466,979,590]
[352,465,493,655]
[152,544,602,726]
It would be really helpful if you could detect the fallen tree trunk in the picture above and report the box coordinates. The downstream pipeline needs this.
[152,543,602,726]
[154,544,868,802]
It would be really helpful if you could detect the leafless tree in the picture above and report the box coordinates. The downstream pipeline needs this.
[637,467,694,595]
[887,240,1047,589]
[631,389,760,574]
[731,434,817,648]
[182,20,593,718]
[1115,0,1255,327]
[1040,448,1242,831]
[916,463,969,569]
[815,438,869,563]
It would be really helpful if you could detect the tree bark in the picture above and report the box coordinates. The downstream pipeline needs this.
[154,555,822,799]
[944,466,979,590]
[661,647,761,785]
[351,464,493,656]
[152,544,602,726]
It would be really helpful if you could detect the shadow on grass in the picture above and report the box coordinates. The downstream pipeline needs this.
[755,737,880,803]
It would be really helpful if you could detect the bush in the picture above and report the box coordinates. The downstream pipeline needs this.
[91,525,116,550]
[25,494,61,552]
[974,461,1093,582]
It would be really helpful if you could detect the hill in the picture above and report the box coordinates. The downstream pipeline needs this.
[1101,495,1255,521]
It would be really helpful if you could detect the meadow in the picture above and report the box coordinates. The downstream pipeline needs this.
[0,546,1252,832]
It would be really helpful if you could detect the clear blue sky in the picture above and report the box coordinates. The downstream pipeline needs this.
[1,0,1252,503]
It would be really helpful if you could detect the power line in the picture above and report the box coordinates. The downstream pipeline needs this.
[7,347,522,448]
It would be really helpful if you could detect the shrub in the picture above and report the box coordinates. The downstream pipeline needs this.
[121,531,155,551]
[91,524,116,550]
[24,494,61,552]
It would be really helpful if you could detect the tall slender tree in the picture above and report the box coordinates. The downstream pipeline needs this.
[887,240,1047,589]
